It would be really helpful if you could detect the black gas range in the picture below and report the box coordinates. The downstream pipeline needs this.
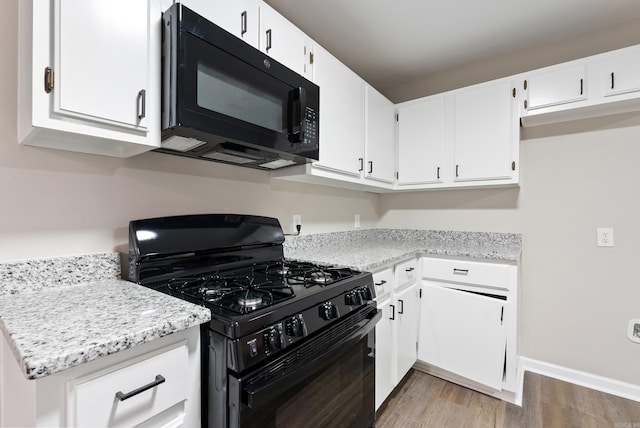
[128,214,379,428]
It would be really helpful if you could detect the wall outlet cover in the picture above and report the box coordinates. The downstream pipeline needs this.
[628,319,640,344]
[596,227,614,247]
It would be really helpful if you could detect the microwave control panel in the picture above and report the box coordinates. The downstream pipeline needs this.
[304,106,318,146]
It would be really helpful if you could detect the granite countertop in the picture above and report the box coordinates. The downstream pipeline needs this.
[0,253,211,380]
[284,228,521,271]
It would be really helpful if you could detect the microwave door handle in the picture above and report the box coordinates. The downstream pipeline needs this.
[287,87,306,143]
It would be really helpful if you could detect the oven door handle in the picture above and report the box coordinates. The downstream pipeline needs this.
[243,308,381,409]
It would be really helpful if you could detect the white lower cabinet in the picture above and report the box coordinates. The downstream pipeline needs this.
[0,327,201,428]
[374,259,420,410]
[417,257,518,397]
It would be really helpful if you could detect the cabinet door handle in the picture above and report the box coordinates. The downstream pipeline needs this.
[368,161,373,174]
[405,267,415,272]
[389,304,395,320]
[579,78,584,95]
[137,89,146,120]
[453,268,469,275]
[455,164,459,178]
[241,11,247,35]
[437,166,440,180]
[611,72,615,90]
[374,280,387,286]
[266,29,272,52]
[398,299,404,314]
[500,306,504,325]
[358,158,364,172]
[115,375,165,401]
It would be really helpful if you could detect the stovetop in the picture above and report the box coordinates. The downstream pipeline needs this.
[148,259,372,338]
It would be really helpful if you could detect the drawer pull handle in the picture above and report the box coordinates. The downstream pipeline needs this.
[375,280,387,286]
[115,375,166,401]
[453,268,469,275]
[405,267,415,272]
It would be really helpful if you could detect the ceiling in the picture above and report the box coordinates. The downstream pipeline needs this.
[263,0,640,96]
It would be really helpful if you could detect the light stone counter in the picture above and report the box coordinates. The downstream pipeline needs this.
[0,253,211,379]
[284,228,521,271]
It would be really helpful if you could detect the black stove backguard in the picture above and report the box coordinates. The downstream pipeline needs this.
[129,214,285,285]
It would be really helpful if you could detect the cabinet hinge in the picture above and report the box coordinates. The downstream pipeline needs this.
[44,67,54,94]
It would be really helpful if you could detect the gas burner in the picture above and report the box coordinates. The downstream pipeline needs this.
[237,290,271,308]
[309,271,334,285]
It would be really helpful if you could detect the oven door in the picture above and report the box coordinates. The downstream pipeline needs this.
[228,305,381,428]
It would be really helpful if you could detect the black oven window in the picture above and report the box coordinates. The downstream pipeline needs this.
[196,61,285,132]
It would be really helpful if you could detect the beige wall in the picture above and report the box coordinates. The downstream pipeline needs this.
[0,1,379,262]
[379,114,640,385]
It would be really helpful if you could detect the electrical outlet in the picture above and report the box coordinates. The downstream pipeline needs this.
[293,214,302,229]
[354,214,360,229]
[596,227,614,247]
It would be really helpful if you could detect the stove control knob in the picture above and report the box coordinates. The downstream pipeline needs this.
[266,327,282,351]
[359,287,373,301]
[319,303,339,321]
[290,317,305,337]
[345,291,363,306]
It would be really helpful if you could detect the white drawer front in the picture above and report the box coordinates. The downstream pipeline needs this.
[421,258,511,290]
[394,258,418,290]
[67,343,188,428]
[372,267,394,301]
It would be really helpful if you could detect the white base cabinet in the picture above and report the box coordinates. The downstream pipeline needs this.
[0,327,201,428]
[374,259,420,410]
[417,257,518,395]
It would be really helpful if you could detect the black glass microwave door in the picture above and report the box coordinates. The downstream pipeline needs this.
[182,33,294,151]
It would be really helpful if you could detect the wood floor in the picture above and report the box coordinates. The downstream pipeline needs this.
[376,369,640,428]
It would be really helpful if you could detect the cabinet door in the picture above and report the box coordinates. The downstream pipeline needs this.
[260,3,309,78]
[365,85,396,184]
[394,283,419,383]
[375,298,394,410]
[397,96,445,185]
[419,284,506,390]
[180,0,259,47]
[602,51,640,97]
[312,45,365,176]
[526,64,587,110]
[55,0,148,130]
[453,81,514,181]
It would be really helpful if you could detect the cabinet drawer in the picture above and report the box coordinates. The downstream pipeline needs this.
[372,267,394,301]
[421,258,511,290]
[394,258,418,290]
[67,343,188,427]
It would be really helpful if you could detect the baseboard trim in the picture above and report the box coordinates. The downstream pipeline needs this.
[520,357,640,403]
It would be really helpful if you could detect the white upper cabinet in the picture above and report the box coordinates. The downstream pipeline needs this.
[259,3,312,79]
[18,0,161,157]
[396,95,445,185]
[525,64,587,110]
[602,50,640,97]
[311,45,365,177]
[180,0,259,47]
[364,85,396,184]
[453,80,517,182]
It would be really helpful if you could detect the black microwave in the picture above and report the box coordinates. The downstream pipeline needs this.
[159,4,319,170]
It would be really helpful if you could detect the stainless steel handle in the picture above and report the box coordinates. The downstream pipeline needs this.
[115,375,165,401]
[241,11,247,35]
[453,268,469,275]
[375,280,387,286]
[398,299,404,314]
[266,29,272,52]
[137,89,146,120]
